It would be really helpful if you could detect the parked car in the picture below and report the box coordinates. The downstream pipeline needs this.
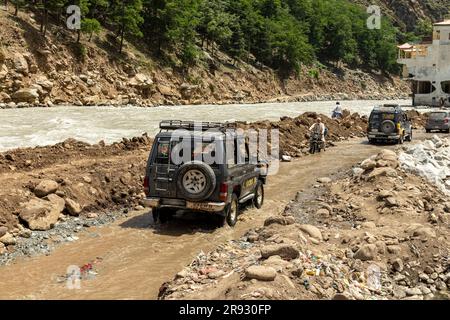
[425,111,450,133]
[367,104,413,144]
[143,120,268,227]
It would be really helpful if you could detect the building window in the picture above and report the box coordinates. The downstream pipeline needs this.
[442,81,450,94]
[413,81,436,94]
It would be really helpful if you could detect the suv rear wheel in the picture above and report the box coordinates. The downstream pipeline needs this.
[253,181,264,209]
[226,194,239,227]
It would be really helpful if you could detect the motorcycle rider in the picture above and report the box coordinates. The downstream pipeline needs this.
[332,102,343,119]
[309,117,326,149]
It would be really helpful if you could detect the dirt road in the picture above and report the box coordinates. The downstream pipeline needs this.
[0,135,429,299]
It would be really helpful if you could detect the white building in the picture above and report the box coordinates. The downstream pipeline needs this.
[397,20,450,107]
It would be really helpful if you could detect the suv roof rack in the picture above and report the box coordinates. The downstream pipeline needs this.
[373,104,403,112]
[159,120,237,132]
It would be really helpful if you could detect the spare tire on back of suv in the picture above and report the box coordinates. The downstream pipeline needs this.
[381,120,396,134]
[176,161,216,201]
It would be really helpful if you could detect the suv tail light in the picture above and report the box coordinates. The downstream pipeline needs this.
[219,183,228,202]
[445,118,449,124]
[144,176,149,196]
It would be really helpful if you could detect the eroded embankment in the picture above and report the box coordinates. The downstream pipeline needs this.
[160,140,450,300]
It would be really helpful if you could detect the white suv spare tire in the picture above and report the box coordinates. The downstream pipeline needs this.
[176,161,216,201]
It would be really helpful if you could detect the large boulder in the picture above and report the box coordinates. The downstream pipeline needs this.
[13,52,29,75]
[19,197,64,231]
[260,244,299,260]
[360,158,377,170]
[0,232,16,245]
[35,76,54,91]
[12,88,39,103]
[264,216,295,226]
[65,198,82,216]
[353,244,378,261]
[367,167,397,180]
[45,194,65,212]
[129,73,153,89]
[157,84,177,97]
[34,179,59,197]
[375,149,398,168]
[298,224,323,241]
[0,226,8,238]
[245,266,277,281]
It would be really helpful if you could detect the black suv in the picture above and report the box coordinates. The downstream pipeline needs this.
[143,120,268,227]
[367,105,413,144]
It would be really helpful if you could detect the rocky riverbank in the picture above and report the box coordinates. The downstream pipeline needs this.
[0,10,409,110]
[159,142,450,300]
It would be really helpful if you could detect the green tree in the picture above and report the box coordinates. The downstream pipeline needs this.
[81,18,101,41]
[10,0,27,15]
[110,0,144,52]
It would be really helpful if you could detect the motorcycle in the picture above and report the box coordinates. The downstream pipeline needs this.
[332,110,343,119]
[309,131,324,154]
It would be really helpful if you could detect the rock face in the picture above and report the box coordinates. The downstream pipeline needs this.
[260,244,299,260]
[65,198,82,216]
[34,180,59,197]
[19,197,64,231]
[245,266,277,281]
[12,88,39,103]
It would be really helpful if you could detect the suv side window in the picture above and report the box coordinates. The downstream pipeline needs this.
[237,137,249,165]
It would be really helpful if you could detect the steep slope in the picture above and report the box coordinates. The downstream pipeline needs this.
[0,9,408,108]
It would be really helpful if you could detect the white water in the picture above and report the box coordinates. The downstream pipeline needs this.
[0,100,413,151]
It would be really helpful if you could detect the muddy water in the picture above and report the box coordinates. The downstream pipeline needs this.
[0,137,402,300]
[0,100,411,151]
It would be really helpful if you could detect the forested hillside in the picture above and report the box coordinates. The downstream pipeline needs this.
[3,0,418,74]
[1,0,447,107]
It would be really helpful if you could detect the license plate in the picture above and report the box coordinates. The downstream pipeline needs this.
[187,202,215,211]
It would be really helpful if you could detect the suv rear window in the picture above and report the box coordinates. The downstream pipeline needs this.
[429,112,447,120]
[155,138,221,167]
[370,112,398,123]
[155,140,170,164]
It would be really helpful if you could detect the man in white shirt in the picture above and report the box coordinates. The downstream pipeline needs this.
[309,117,326,145]
[332,102,343,118]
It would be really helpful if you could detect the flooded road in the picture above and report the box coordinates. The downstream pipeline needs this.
[0,100,411,151]
[0,136,412,300]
